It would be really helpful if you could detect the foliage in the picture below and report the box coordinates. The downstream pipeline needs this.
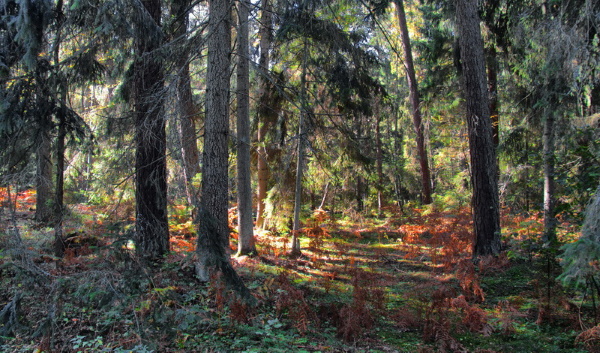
[576,325,600,351]
[0,196,595,352]
[1,0,600,350]
[338,268,386,342]
[559,185,600,290]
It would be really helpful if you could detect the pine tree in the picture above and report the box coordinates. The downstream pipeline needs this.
[455,0,501,257]
[255,0,275,230]
[196,0,254,303]
[236,0,257,256]
[133,0,170,260]
[393,0,433,204]
[169,0,201,209]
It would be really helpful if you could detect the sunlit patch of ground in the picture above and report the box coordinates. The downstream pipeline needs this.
[0,193,592,352]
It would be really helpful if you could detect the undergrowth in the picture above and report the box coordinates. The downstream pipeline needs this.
[0,195,597,352]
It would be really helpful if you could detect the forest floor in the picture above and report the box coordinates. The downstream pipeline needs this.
[0,188,599,352]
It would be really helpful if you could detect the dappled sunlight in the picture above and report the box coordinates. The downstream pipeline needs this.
[0,197,591,352]
[170,235,195,252]
[0,187,36,211]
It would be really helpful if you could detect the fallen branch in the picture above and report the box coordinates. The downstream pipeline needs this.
[0,292,22,343]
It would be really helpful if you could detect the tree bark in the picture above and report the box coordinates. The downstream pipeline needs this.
[196,0,253,304]
[196,0,232,274]
[134,0,170,261]
[53,0,66,258]
[542,111,557,243]
[171,0,201,209]
[291,40,309,257]
[54,104,66,258]
[376,112,384,217]
[356,176,364,213]
[236,0,257,256]
[255,0,274,229]
[35,128,53,224]
[455,0,501,258]
[394,0,433,204]
[486,46,500,148]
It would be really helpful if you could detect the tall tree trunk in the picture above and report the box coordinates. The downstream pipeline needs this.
[236,0,256,256]
[134,0,170,261]
[54,103,66,258]
[455,0,501,258]
[486,46,500,192]
[171,0,201,209]
[542,111,557,243]
[394,0,433,204]
[376,113,384,217]
[197,0,232,273]
[356,176,364,213]
[486,46,500,148]
[291,40,309,257]
[35,128,53,224]
[53,0,65,258]
[392,124,406,212]
[255,0,274,229]
[196,0,253,303]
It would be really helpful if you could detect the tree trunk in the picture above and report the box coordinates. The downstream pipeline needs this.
[236,0,256,256]
[376,112,384,217]
[197,0,232,274]
[486,46,501,197]
[356,176,364,213]
[255,0,274,229]
[54,105,66,258]
[394,0,433,204]
[134,0,170,261]
[35,128,53,224]
[486,46,500,148]
[291,122,306,256]
[319,182,329,209]
[542,111,557,243]
[53,0,65,258]
[455,0,501,258]
[291,40,309,257]
[196,0,253,303]
[171,0,201,209]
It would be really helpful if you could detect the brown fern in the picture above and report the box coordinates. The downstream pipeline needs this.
[209,273,226,314]
[229,295,251,324]
[493,300,526,335]
[451,295,492,335]
[273,271,317,334]
[455,259,485,302]
[338,269,387,342]
[575,325,600,351]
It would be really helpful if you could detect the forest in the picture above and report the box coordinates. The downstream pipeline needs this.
[1,0,600,351]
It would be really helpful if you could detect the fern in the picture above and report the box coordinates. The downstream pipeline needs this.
[338,269,386,342]
[273,271,317,334]
[575,324,600,351]
[228,296,251,324]
[451,295,492,335]
[455,259,485,302]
